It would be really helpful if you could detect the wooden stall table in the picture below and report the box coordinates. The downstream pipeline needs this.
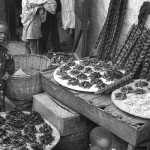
[41,69,150,150]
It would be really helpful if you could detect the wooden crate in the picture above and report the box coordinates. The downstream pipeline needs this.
[41,69,150,147]
[32,92,89,136]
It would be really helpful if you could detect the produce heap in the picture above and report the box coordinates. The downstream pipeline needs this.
[0,108,56,150]
[94,1,150,94]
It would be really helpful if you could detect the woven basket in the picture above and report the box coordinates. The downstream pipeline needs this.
[6,54,50,101]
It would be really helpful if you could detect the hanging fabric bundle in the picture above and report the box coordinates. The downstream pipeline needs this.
[90,0,128,62]
[96,1,150,94]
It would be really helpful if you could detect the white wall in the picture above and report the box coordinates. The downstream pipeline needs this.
[87,0,110,53]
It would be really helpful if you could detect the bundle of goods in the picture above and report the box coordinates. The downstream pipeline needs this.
[96,1,150,94]
[46,52,74,68]
[0,108,60,150]
[111,79,150,118]
[91,0,128,61]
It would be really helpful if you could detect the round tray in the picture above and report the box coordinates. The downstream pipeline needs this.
[0,111,60,150]
[53,60,123,93]
[53,60,100,92]
[111,79,150,119]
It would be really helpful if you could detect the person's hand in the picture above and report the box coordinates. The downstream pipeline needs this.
[30,3,37,8]
[2,72,9,80]
[30,3,43,8]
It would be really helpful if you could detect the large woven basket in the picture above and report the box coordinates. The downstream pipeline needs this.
[6,54,50,101]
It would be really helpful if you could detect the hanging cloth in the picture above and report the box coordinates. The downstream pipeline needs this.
[60,0,75,30]
[21,0,57,31]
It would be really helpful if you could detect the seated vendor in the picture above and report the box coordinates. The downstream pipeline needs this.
[89,127,112,150]
[0,21,15,111]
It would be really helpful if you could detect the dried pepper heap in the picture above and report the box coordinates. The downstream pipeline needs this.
[91,0,128,61]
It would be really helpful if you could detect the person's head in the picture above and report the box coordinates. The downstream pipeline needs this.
[0,21,9,44]
[90,127,112,150]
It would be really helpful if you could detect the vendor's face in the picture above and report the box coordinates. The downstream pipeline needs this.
[0,24,8,44]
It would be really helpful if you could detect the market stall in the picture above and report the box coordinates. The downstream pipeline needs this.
[2,0,150,149]
[40,0,150,149]
[41,65,150,150]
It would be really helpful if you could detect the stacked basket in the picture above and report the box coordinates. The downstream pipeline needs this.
[6,54,50,109]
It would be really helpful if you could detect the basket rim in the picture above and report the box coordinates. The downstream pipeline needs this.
[11,54,50,79]
[12,54,50,61]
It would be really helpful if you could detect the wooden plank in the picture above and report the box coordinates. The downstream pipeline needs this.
[32,93,88,136]
[104,104,118,113]
[110,108,134,124]
[96,108,138,146]
[41,76,139,145]
[88,96,109,105]
[78,93,100,101]
[41,69,56,78]
[130,116,149,126]
[106,103,149,127]
[96,99,112,108]
[137,123,150,144]
[41,72,150,146]
[127,144,135,150]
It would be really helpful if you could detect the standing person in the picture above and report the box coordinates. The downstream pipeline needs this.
[60,0,75,30]
[60,0,75,50]
[39,0,61,54]
[0,21,15,111]
[21,0,57,54]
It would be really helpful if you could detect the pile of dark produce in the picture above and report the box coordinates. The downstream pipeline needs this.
[46,52,73,67]
[0,108,56,150]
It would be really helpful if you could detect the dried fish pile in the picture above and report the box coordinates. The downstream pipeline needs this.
[0,108,55,149]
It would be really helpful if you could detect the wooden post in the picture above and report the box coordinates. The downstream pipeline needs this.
[0,0,7,22]
[7,0,16,41]
[127,144,135,150]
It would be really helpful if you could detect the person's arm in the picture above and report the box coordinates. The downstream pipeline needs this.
[30,3,44,8]
[3,52,15,80]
